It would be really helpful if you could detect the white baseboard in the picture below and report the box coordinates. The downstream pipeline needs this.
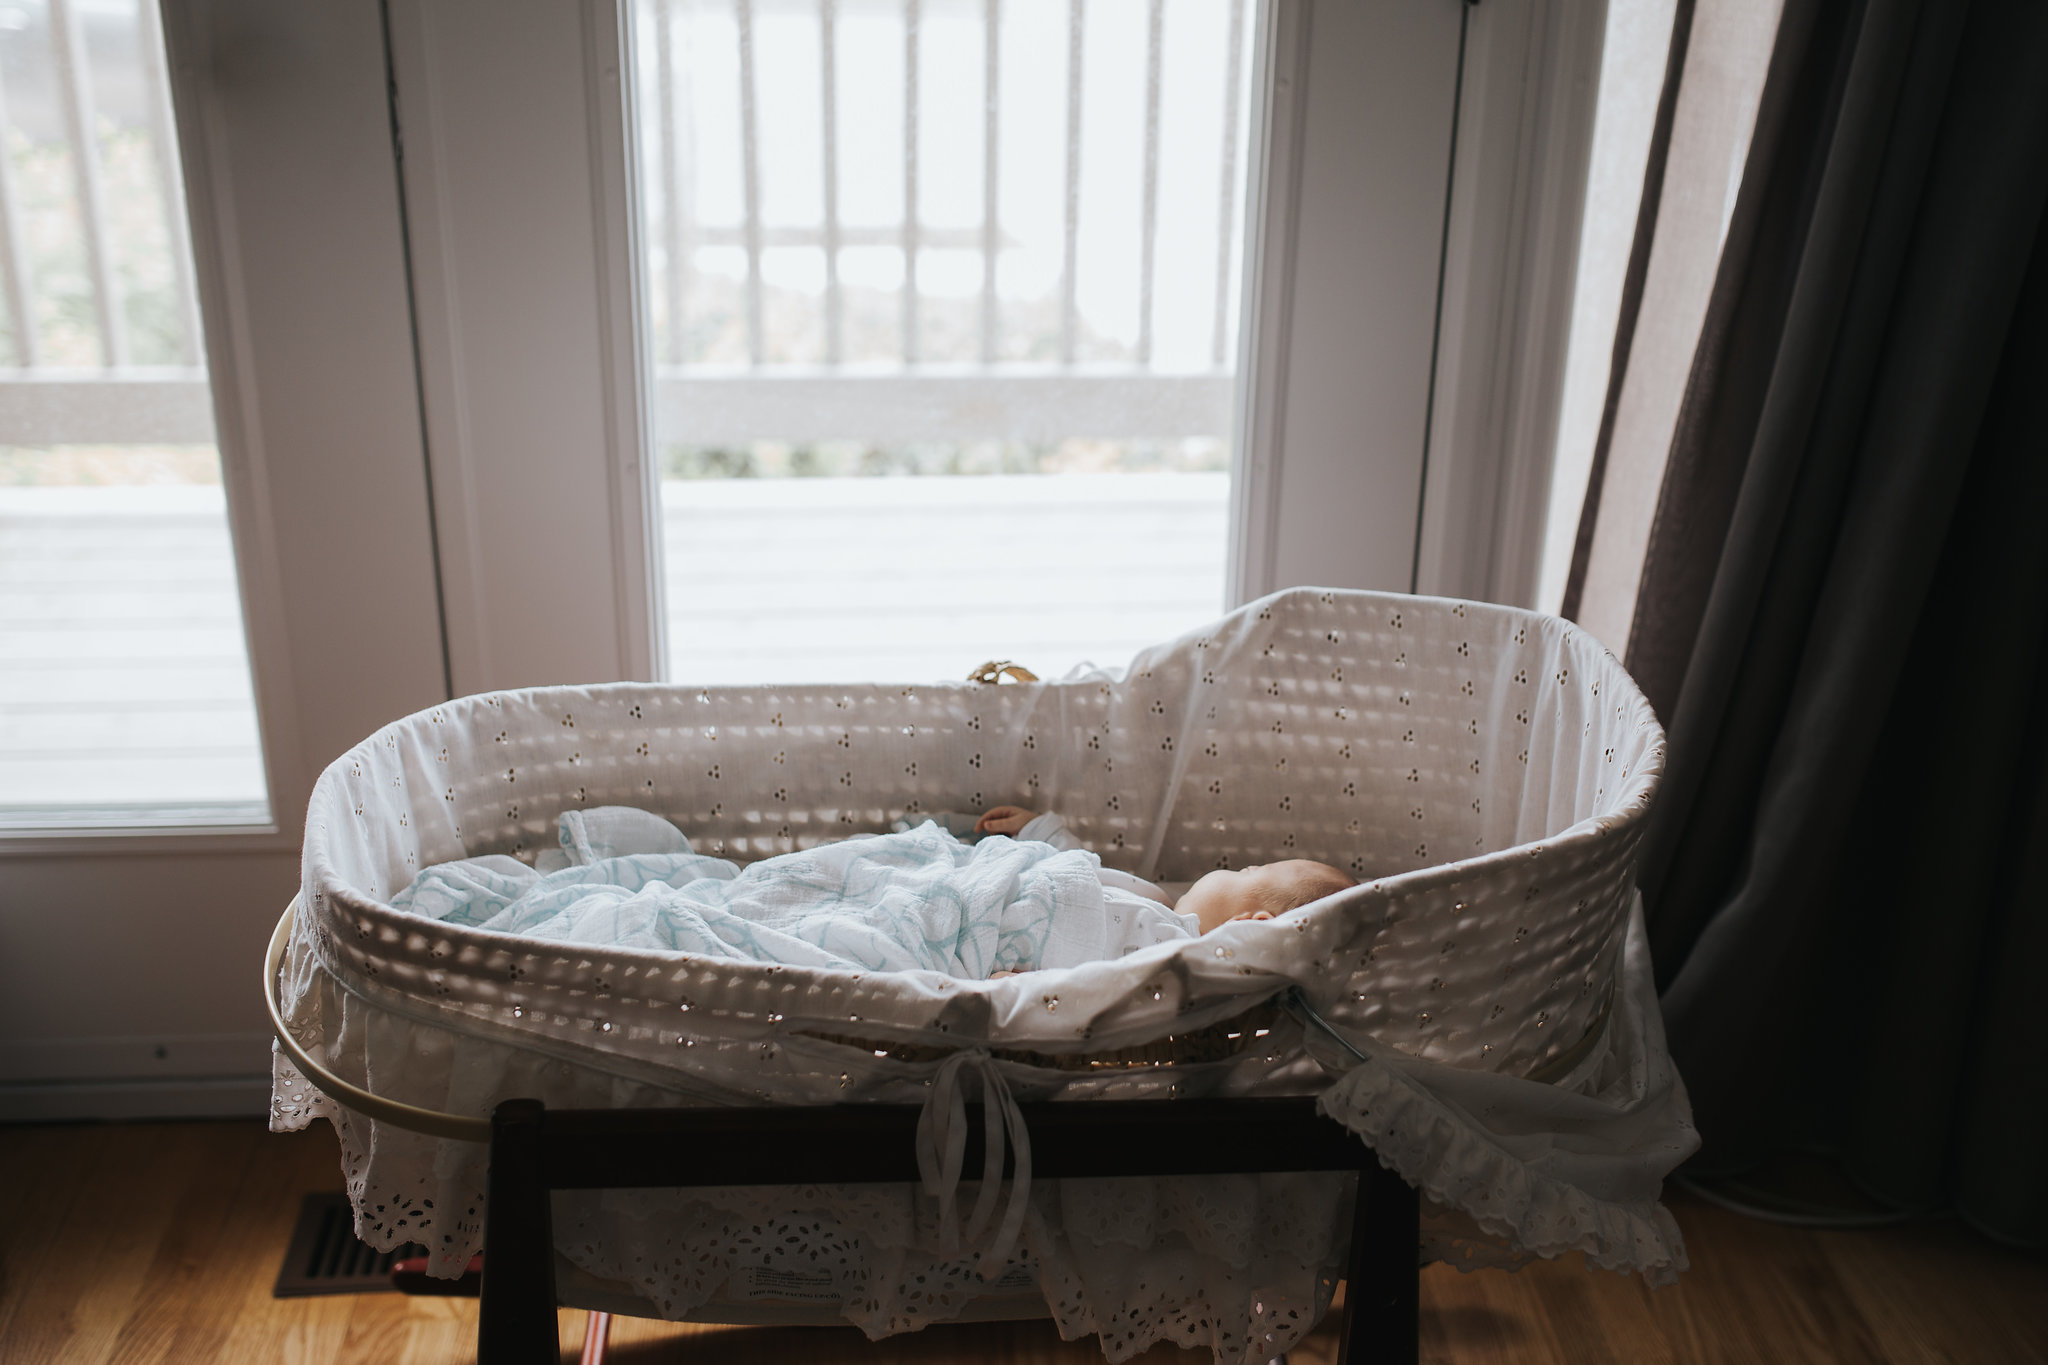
[0,1031,273,1084]
[0,1074,272,1123]
[0,1032,275,1121]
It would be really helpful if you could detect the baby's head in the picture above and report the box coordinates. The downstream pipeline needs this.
[1176,859,1357,934]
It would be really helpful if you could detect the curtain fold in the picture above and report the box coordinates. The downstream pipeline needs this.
[1578,0,2048,1242]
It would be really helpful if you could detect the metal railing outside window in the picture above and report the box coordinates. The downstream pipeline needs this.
[636,0,1257,684]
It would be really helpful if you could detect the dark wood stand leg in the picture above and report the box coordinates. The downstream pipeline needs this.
[1338,1162,1421,1365]
[479,1099,561,1365]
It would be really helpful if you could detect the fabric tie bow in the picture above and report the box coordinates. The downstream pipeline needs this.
[913,1049,1032,1273]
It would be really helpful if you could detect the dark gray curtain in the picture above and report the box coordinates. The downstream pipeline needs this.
[1613,0,2048,1243]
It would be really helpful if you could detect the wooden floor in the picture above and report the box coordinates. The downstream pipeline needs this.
[1,1121,2042,1365]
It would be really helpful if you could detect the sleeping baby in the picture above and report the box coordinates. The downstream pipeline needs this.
[968,805,1354,935]
[390,805,1354,979]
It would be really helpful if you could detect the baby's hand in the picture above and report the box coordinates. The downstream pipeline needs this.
[975,805,1036,836]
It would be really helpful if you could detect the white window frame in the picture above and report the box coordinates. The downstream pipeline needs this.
[1230,0,1470,601]
[1240,0,1607,610]
[1415,0,1608,609]
[383,0,661,696]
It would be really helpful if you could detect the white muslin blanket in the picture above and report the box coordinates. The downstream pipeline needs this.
[389,807,1197,976]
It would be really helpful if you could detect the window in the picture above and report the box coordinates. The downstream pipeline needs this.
[0,0,265,826]
[634,0,1254,682]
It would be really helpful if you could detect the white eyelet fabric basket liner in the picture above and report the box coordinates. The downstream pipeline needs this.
[272,588,1697,1363]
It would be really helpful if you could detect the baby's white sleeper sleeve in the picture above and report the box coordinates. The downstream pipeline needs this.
[1016,811,1198,954]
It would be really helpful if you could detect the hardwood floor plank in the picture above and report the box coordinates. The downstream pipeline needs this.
[0,1124,106,1345]
[4,1121,2045,1365]
[212,1127,360,1365]
[101,1124,263,1365]
[333,1292,446,1365]
[1416,1263,1562,1365]
[3,1125,226,1365]
[1535,1256,1681,1365]
[1504,1259,1649,1365]
[1819,1215,2048,1365]
[1647,1197,1891,1365]
[228,1294,359,1365]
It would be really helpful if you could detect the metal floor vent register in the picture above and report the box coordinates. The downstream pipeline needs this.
[273,1192,422,1297]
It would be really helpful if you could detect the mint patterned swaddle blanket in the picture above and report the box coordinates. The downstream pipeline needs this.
[390,807,1169,976]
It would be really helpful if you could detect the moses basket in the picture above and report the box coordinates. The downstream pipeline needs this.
[270,587,1695,1363]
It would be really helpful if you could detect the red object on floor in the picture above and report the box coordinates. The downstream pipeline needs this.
[579,1310,612,1364]
[389,1253,482,1297]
